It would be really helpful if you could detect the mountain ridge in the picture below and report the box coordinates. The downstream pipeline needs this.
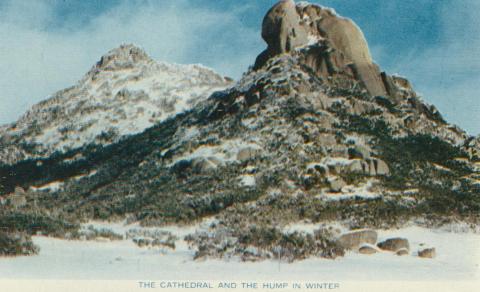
[0,44,231,165]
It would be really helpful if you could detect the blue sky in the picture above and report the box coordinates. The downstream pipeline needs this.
[0,0,478,135]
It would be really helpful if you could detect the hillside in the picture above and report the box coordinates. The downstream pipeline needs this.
[0,44,231,165]
[0,0,479,264]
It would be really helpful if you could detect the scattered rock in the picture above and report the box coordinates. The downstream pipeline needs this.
[307,164,327,175]
[418,248,436,259]
[328,177,346,192]
[337,229,377,250]
[396,248,409,256]
[377,238,410,252]
[191,157,223,172]
[358,245,378,255]
[348,145,370,159]
[237,147,260,162]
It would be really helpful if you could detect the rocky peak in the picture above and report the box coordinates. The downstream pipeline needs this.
[0,44,231,165]
[254,1,409,101]
[92,44,152,72]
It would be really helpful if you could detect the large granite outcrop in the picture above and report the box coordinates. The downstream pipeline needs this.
[254,0,408,100]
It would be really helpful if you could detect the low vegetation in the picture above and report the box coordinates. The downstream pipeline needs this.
[0,231,39,256]
[186,225,344,262]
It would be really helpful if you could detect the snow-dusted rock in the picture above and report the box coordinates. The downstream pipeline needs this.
[377,238,410,252]
[237,147,261,163]
[337,229,378,250]
[328,177,346,192]
[348,145,371,159]
[396,248,409,256]
[254,0,388,97]
[358,245,378,255]
[418,248,436,259]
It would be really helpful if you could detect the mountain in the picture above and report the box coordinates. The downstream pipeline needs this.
[0,0,479,261]
[0,44,231,165]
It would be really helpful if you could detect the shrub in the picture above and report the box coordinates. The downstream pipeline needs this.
[187,225,344,262]
[0,232,39,256]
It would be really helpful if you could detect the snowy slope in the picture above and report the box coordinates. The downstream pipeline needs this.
[0,220,478,280]
[0,44,232,164]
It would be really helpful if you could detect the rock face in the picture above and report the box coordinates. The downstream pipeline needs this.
[254,0,402,98]
[377,238,410,252]
[337,230,378,249]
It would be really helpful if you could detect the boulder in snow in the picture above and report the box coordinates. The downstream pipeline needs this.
[396,248,409,256]
[358,245,378,255]
[418,248,436,259]
[337,229,377,250]
[377,237,410,252]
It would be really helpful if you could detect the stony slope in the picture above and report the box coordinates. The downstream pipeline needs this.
[0,44,231,165]
[0,1,479,260]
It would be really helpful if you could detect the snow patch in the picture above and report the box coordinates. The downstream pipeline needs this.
[238,175,256,187]
[31,181,64,192]
[433,163,451,172]
[322,179,381,201]
[169,139,262,166]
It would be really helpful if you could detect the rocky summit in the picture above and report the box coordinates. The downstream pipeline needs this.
[0,1,479,261]
[0,44,231,165]
[256,0,404,100]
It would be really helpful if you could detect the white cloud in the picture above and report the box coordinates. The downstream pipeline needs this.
[0,0,260,125]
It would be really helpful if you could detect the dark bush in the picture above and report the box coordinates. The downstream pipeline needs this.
[0,232,39,256]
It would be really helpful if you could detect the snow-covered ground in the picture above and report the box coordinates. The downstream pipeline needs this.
[0,221,478,281]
